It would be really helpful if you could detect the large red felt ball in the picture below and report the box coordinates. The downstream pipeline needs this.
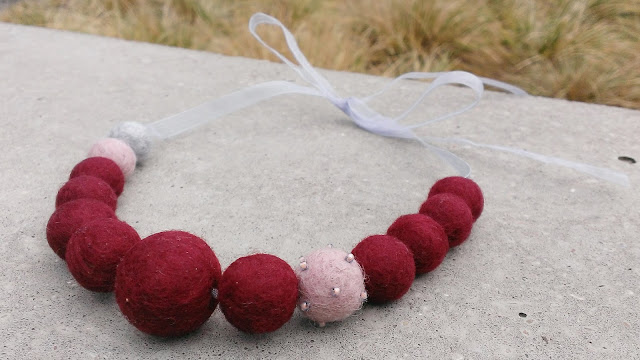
[114,231,222,337]
[386,214,449,273]
[56,175,118,210]
[46,199,117,258]
[419,193,473,247]
[66,218,141,292]
[70,157,125,196]
[428,176,484,221]
[351,235,415,303]
[218,254,298,333]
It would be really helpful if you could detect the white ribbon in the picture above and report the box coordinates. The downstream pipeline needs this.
[147,12,629,187]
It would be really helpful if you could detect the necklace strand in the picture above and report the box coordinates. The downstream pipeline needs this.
[46,135,483,335]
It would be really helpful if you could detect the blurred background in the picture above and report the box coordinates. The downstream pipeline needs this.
[1,0,638,109]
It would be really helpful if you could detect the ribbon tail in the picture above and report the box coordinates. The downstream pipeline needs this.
[414,136,472,177]
[146,81,321,139]
[425,136,631,187]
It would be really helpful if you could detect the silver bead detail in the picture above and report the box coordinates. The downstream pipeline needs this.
[300,301,310,312]
[345,253,355,263]
[332,287,340,296]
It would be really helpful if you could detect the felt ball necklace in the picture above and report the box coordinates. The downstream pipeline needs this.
[46,129,484,335]
[45,13,491,336]
[44,11,626,337]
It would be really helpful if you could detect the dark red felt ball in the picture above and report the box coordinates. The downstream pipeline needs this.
[218,254,298,333]
[428,176,484,221]
[56,175,118,210]
[114,231,222,337]
[351,235,415,303]
[419,193,474,247]
[386,214,449,273]
[66,218,141,292]
[46,199,117,258]
[70,157,125,196]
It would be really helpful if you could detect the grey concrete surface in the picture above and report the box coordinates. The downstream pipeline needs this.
[1,22,639,360]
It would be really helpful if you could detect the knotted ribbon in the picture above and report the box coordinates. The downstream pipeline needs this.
[147,13,629,187]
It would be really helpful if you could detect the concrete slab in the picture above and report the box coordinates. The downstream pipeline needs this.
[0,22,638,359]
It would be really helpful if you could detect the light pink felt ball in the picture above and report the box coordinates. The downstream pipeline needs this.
[88,138,137,178]
[296,247,366,327]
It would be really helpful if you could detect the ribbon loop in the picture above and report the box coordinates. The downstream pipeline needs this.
[249,13,339,101]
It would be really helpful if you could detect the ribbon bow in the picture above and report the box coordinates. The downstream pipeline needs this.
[147,13,629,187]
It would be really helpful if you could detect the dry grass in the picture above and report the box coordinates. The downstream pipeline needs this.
[2,0,639,109]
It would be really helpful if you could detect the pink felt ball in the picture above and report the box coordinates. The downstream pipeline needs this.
[88,138,136,178]
[46,199,117,259]
[419,193,474,247]
[352,235,415,303]
[428,176,484,221]
[66,218,141,292]
[296,247,366,327]
[70,157,125,196]
[387,214,449,273]
[114,231,222,337]
[218,254,298,333]
[56,175,117,210]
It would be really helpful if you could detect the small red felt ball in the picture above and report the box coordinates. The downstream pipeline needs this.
[218,254,298,333]
[419,193,473,247]
[70,157,125,196]
[428,176,484,221]
[46,199,117,258]
[387,214,449,273]
[66,218,141,292]
[56,175,118,210]
[352,235,415,303]
[114,231,222,337]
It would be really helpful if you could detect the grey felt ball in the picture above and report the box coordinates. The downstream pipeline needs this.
[108,122,153,162]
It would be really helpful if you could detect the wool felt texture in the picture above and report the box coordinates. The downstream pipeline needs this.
[46,198,117,259]
[296,247,366,326]
[70,157,125,196]
[109,121,153,162]
[218,254,298,334]
[386,213,449,274]
[351,235,415,303]
[88,138,137,178]
[65,218,141,292]
[114,231,222,337]
[419,193,474,247]
[55,175,118,210]
[428,176,484,221]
